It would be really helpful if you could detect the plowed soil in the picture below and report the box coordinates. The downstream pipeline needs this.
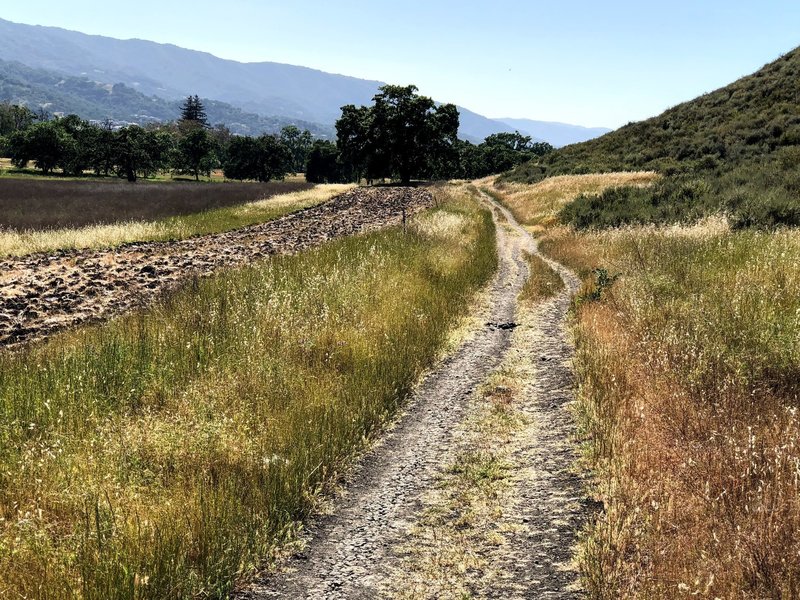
[0,187,432,349]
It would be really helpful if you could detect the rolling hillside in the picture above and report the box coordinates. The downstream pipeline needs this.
[508,47,800,179]
[505,47,800,228]
[0,59,332,136]
[0,18,522,142]
[0,18,614,145]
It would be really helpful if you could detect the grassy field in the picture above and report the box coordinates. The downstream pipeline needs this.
[489,177,800,598]
[481,172,659,233]
[518,251,564,305]
[0,184,496,599]
[0,184,352,257]
[0,177,313,231]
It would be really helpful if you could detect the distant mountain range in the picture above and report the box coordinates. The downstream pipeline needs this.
[0,59,333,137]
[495,118,612,147]
[0,17,611,145]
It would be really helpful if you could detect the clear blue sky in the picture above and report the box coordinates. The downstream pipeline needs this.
[2,1,799,128]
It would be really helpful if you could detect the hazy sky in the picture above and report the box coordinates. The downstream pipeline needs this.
[2,1,799,128]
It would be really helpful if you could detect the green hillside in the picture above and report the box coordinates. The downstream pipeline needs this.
[0,59,333,137]
[505,47,800,228]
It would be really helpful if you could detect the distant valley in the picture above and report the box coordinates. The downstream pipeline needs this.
[0,17,610,144]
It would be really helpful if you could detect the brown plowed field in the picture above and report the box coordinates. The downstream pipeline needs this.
[0,187,433,349]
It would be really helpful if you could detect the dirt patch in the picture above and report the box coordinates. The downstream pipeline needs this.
[0,187,432,349]
[482,195,586,598]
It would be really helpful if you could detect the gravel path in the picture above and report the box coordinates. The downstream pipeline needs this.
[239,190,588,598]
[0,187,432,349]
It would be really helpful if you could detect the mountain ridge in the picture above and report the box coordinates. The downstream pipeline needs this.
[0,58,333,136]
[495,118,612,147]
[0,17,609,145]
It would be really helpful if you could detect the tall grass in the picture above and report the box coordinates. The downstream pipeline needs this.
[543,223,800,598]
[0,184,352,257]
[482,172,659,232]
[0,184,496,598]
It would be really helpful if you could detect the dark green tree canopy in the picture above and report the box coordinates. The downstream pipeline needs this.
[336,85,459,184]
[0,103,37,136]
[180,95,209,128]
[8,120,71,174]
[222,134,292,182]
[305,139,352,184]
[280,125,313,174]
[174,127,216,180]
[113,126,173,182]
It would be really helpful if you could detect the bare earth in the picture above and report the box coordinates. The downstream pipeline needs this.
[0,187,432,349]
[239,191,587,598]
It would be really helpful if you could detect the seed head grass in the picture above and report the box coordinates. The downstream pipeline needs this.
[518,251,564,304]
[0,184,496,599]
[543,221,800,598]
[481,172,659,232]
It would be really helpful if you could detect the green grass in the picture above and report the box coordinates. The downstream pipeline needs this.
[0,185,496,599]
[558,155,800,230]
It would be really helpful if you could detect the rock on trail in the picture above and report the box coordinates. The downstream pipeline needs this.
[0,187,433,349]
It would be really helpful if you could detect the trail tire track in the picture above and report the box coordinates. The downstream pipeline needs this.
[240,189,588,598]
[482,192,586,599]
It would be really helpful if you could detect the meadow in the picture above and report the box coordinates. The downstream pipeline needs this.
[0,177,312,230]
[488,176,800,598]
[482,172,659,233]
[0,184,350,257]
[0,184,496,599]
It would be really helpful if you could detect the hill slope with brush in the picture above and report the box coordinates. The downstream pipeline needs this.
[505,48,800,228]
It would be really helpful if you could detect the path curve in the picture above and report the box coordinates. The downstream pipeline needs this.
[240,189,587,598]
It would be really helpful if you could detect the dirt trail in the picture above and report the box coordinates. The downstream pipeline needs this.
[483,194,586,599]
[0,187,432,349]
[240,190,587,598]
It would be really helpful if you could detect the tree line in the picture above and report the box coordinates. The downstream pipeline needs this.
[308,85,553,184]
[0,98,313,182]
[0,88,552,184]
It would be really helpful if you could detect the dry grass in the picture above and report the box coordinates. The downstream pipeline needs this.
[519,251,564,304]
[481,172,659,232]
[487,177,800,597]
[0,188,497,599]
[388,362,523,599]
[542,223,800,599]
[0,184,352,257]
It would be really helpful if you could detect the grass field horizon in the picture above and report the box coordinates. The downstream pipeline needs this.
[0,183,353,257]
